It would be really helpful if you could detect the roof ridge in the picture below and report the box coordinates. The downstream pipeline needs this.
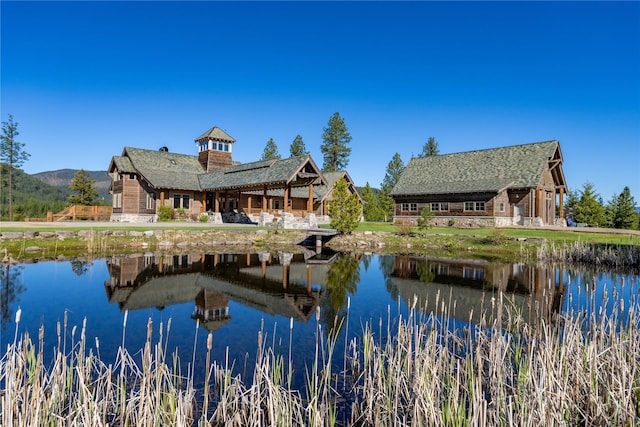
[427,140,558,158]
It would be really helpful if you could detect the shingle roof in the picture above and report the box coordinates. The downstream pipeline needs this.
[110,156,135,173]
[194,126,236,143]
[390,140,560,196]
[242,170,351,200]
[123,147,204,190]
[199,155,324,191]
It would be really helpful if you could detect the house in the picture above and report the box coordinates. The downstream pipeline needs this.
[390,140,567,227]
[108,125,360,223]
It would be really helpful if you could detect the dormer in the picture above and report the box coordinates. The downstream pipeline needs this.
[195,126,236,172]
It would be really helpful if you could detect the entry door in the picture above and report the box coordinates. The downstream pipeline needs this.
[513,205,523,225]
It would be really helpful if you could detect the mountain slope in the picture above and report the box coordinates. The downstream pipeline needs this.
[33,169,111,202]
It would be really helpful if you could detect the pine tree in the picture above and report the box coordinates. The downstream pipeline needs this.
[573,182,606,227]
[361,182,385,221]
[417,137,439,157]
[379,153,405,221]
[417,206,435,236]
[607,186,637,229]
[320,112,352,172]
[68,169,100,206]
[261,138,280,160]
[328,177,361,233]
[0,115,30,221]
[289,134,308,157]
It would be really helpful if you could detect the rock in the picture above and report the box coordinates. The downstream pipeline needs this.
[1,232,24,239]
[77,230,96,237]
[38,232,56,239]
[56,231,77,239]
[25,246,41,253]
[128,231,144,237]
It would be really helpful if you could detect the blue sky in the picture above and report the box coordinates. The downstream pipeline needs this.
[2,1,639,202]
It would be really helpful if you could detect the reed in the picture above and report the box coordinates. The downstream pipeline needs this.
[2,286,638,426]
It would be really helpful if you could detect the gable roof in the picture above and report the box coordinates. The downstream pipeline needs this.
[121,147,204,190]
[199,155,326,192]
[391,140,564,197]
[195,126,236,143]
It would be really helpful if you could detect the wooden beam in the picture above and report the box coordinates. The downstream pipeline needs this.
[214,191,219,212]
[284,186,290,213]
[307,183,314,213]
[559,188,564,219]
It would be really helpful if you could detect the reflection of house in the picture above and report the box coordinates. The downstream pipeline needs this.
[390,256,566,324]
[104,252,327,331]
[108,126,361,222]
[390,141,567,227]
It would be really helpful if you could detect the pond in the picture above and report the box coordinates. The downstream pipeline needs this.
[1,249,638,388]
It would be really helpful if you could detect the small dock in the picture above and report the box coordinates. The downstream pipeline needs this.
[298,228,339,250]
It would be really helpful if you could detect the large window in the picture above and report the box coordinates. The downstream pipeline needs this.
[173,194,190,209]
[146,193,155,210]
[113,193,122,208]
[401,203,418,212]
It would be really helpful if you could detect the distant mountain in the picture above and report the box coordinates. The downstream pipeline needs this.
[33,169,111,203]
[0,167,69,220]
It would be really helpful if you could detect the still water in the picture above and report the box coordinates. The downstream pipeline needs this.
[2,250,638,385]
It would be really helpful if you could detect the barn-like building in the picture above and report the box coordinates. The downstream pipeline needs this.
[390,140,567,227]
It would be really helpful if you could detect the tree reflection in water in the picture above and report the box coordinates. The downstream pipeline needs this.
[1,264,25,328]
[320,254,360,337]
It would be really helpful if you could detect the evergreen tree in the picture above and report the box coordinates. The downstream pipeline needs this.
[379,153,405,221]
[607,186,637,229]
[573,182,606,227]
[328,177,361,233]
[417,136,439,157]
[68,169,100,206]
[417,206,435,236]
[289,134,308,157]
[0,114,30,221]
[320,112,352,172]
[261,138,280,160]
[361,182,385,221]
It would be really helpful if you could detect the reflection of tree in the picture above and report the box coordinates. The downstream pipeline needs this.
[378,255,399,302]
[71,259,93,276]
[1,264,25,329]
[320,254,360,336]
[416,261,436,284]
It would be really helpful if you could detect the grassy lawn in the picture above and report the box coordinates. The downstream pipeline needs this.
[351,222,640,246]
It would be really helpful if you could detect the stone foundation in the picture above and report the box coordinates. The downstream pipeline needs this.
[110,213,157,223]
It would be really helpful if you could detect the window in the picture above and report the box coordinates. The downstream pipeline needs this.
[464,201,485,211]
[173,194,190,209]
[146,193,155,210]
[401,203,410,212]
[431,202,449,212]
[401,203,417,212]
[410,203,417,212]
[129,173,135,180]
[499,202,505,212]
[113,193,122,208]
[113,173,121,181]
[224,143,229,152]
[274,200,281,210]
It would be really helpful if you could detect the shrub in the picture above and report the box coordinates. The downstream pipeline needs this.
[157,205,173,221]
[484,228,509,245]
[394,219,413,236]
[198,213,209,223]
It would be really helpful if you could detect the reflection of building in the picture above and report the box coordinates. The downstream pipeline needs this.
[390,256,566,324]
[104,252,327,331]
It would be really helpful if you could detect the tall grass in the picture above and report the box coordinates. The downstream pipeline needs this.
[538,240,640,270]
[2,287,638,426]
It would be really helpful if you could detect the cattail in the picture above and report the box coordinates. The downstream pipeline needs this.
[207,332,213,351]
[123,310,128,328]
[15,307,22,324]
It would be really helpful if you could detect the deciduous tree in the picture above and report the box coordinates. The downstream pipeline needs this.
[261,138,280,160]
[328,177,361,233]
[320,112,352,172]
[289,134,308,157]
[0,115,30,221]
[68,169,100,206]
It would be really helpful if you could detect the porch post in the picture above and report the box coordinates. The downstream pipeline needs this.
[214,191,220,212]
[284,186,290,213]
[201,193,206,213]
[536,189,542,217]
[160,191,165,206]
[247,195,252,214]
[262,185,268,214]
[558,188,564,218]
[307,183,314,213]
